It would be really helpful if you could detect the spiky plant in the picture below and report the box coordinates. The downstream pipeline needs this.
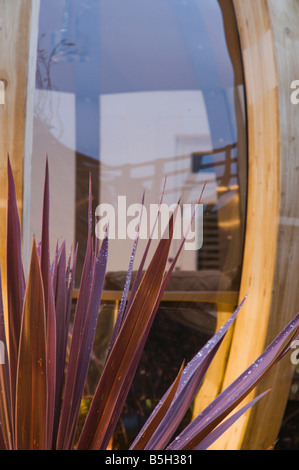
[0,156,298,450]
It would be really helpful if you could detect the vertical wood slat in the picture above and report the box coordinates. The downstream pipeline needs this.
[240,0,299,450]
[209,0,281,450]
[0,1,39,312]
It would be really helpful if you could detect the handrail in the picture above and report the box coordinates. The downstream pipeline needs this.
[72,289,239,306]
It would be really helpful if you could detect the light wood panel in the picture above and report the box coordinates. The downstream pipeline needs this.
[209,0,299,450]
[209,0,281,450]
[240,0,299,449]
[0,1,39,308]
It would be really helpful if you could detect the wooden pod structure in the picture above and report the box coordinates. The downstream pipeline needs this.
[0,0,299,450]
[206,0,299,450]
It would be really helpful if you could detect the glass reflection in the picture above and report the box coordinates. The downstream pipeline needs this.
[32,0,246,277]
[30,0,247,448]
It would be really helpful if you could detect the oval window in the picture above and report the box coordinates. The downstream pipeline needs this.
[29,0,247,448]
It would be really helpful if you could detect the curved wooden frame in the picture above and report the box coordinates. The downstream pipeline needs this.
[1,0,298,451]
[209,0,299,450]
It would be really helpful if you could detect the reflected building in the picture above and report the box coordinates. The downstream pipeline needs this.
[29,0,247,288]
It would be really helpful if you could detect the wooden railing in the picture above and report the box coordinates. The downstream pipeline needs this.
[72,289,239,306]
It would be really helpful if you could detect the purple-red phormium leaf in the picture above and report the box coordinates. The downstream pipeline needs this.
[124,179,167,316]
[54,242,67,376]
[56,186,94,449]
[131,361,185,450]
[46,273,56,449]
[99,187,206,451]
[52,241,67,446]
[91,184,172,443]
[64,244,78,357]
[76,215,174,450]
[194,390,270,450]
[0,423,6,450]
[3,164,297,452]
[40,158,50,305]
[59,234,108,450]
[40,158,57,449]
[128,181,208,450]
[15,238,47,450]
[113,193,182,382]
[55,248,92,446]
[6,156,25,427]
[65,244,75,323]
[0,265,13,450]
[107,193,145,359]
[51,241,59,292]
[167,312,299,450]
[130,296,246,450]
[158,181,207,298]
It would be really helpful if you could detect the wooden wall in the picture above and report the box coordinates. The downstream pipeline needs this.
[209,0,299,450]
[0,1,39,310]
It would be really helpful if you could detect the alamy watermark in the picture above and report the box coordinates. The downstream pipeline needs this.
[0,80,4,105]
[291,340,299,365]
[290,80,299,104]
[0,340,4,365]
[95,197,203,251]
